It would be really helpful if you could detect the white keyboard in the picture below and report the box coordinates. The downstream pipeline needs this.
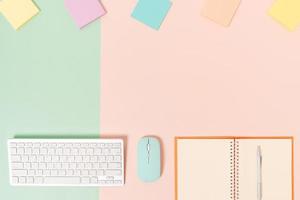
[7,139,124,186]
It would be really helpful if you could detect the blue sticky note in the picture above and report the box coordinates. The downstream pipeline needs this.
[131,0,172,30]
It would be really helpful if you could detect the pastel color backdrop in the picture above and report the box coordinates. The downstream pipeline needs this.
[0,0,100,200]
[100,0,299,200]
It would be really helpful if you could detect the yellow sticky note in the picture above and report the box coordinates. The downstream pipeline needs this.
[269,0,300,31]
[0,0,39,30]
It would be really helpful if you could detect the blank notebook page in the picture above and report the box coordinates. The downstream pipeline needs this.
[238,139,292,200]
[176,139,231,200]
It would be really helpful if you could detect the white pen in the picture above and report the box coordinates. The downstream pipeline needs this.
[257,145,262,200]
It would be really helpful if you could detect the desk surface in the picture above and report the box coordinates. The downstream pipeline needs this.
[100,0,299,200]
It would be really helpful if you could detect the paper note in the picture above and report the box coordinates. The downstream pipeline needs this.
[64,0,106,29]
[0,0,39,30]
[201,0,240,27]
[269,0,300,31]
[131,0,172,30]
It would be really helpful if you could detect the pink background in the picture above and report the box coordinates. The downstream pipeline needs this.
[100,0,299,199]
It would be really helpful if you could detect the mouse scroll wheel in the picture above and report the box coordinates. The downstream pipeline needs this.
[147,143,150,152]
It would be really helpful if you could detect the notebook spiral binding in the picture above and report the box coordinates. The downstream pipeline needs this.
[230,139,240,200]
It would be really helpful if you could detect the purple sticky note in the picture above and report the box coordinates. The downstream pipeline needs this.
[64,0,106,29]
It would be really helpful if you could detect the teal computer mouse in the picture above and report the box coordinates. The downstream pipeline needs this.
[137,136,161,182]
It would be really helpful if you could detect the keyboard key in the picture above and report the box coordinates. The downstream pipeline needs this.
[40,148,47,154]
[28,169,35,176]
[85,163,92,169]
[12,169,27,176]
[27,176,34,184]
[25,143,33,147]
[79,149,86,155]
[54,162,62,169]
[113,143,121,147]
[29,155,36,162]
[74,170,81,176]
[47,163,54,169]
[71,148,79,155]
[33,143,41,148]
[32,148,39,154]
[52,155,59,162]
[60,155,67,162]
[111,148,121,155]
[81,170,88,176]
[12,177,18,184]
[62,162,69,169]
[34,176,44,184]
[77,163,84,169]
[114,156,121,162]
[83,156,90,162]
[86,148,93,154]
[31,163,38,169]
[36,169,43,176]
[108,163,121,169]
[10,143,17,147]
[94,149,101,155]
[81,177,90,184]
[17,148,24,155]
[66,169,74,175]
[11,155,21,162]
[89,170,96,176]
[58,170,66,176]
[114,180,122,184]
[11,162,23,169]
[56,148,63,155]
[51,170,58,176]
[24,162,31,169]
[106,156,113,162]
[91,177,98,183]
[25,148,32,154]
[92,163,100,169]
[22,155,29,162]
[67,156,75,162]
[97,170,104,176]
[75,156,82,162]
[39,162,46,169]
[19,176,26,183]
[36,155,43,162]
[10,148,17,154]
[44,176,81,184]
[100,163,108,168]
[44,170,51,176]
[90,156,97,162]
[98,156,105,162]
[17,143,24,147]
[105,170,122,176]
[69,162,76,168]
[103,149,109,155]
[48,148,55,154]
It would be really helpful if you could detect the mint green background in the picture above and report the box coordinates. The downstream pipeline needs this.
[0,0,100,199]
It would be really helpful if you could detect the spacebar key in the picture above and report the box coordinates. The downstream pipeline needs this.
[44,177,81,184]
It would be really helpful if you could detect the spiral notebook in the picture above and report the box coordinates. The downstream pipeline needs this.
[175,136,294,200]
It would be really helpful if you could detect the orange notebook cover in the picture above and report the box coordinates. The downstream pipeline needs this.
[175,136,294,200]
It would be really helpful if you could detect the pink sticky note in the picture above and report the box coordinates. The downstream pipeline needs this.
[64,0,106,29]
